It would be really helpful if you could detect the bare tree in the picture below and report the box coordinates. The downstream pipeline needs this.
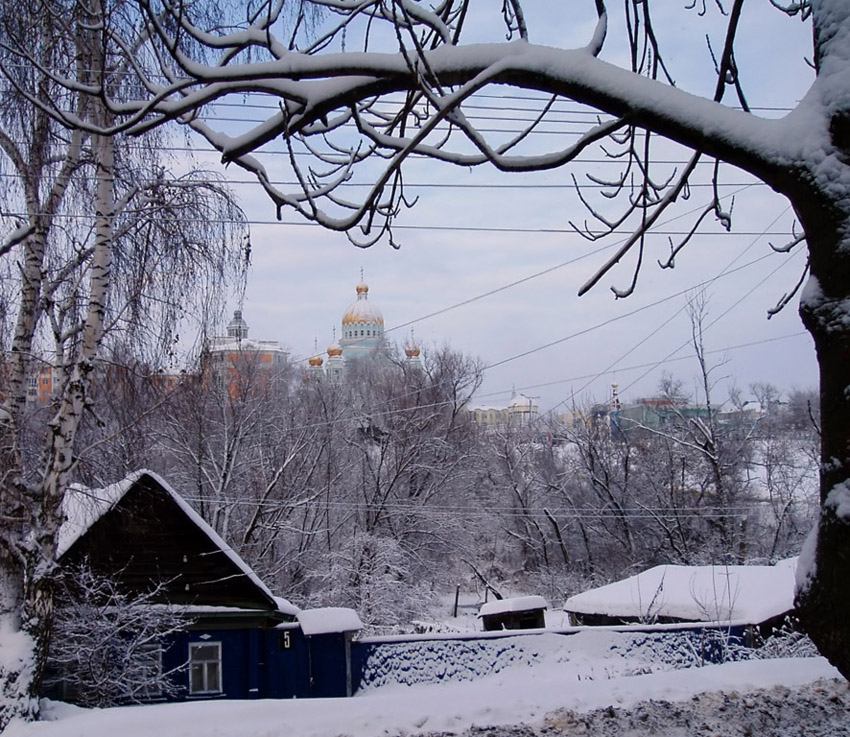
[44,562,188,707]
[0,1,246,724]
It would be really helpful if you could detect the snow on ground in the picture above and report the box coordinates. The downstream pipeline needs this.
[5,629,842,737]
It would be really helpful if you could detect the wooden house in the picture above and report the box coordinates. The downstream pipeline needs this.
[55,470,357,701]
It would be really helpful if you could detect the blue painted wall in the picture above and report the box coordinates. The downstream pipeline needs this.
[160,625,352,701]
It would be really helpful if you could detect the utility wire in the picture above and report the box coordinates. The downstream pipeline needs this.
[618,248,807,398]
[481,253,779,373]
[475,331,806,399]
[176,494,776,520]
[0,171,763,191]
[547,207,795,412]
[1,211,792,236]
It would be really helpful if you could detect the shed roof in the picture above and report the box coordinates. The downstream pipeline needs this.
[297,607,363,635]
[479,595,548,618]
[563,559,797,625]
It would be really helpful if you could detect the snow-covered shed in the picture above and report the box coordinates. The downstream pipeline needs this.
[563,560,797,628]
[294,608,364,697]
[478,595,548,631]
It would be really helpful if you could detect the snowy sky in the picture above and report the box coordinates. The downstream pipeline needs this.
[181,2,817,411]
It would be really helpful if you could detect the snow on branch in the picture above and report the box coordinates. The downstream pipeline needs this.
[0,0,806,279]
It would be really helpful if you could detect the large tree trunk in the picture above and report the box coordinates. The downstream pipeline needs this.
[782,0,850,681]
[794,203,850,679]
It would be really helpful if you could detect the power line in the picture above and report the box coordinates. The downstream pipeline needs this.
[285,184,772,367]
[0,134,787,166]
[475,331,807,399]
[546,207,795,412]
[480,252,779,374]
[0,171,764,191]
[178,494,774,521]
[2,211,793,236]
[205,95,793,114]
[618,249,807,398]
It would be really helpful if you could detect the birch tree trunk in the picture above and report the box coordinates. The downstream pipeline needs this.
[31,124,115,696]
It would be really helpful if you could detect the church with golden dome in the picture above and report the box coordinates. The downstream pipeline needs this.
[339,280,385,361]
[308,277,418,377]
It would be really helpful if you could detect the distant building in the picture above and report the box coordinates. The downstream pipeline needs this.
[717,401,767,429]
[306,279,421,378]
[610,395,709,439]
[470,391,539,428]
[205,310,286,397]
[28,363,61,405]
[339,280,385,362]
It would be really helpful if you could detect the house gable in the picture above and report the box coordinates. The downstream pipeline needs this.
[59,472,278,612]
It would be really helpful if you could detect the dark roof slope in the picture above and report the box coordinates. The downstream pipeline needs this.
[59,471,281,612]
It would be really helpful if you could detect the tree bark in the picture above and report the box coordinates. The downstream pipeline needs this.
[794,203,850,679]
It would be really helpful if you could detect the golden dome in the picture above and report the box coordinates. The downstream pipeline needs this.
[404,345,420,358]
[308,354,324,367]
[341,281,384,327]
[327,344,343,358]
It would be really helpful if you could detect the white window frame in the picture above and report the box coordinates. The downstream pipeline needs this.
[188,641,222,695]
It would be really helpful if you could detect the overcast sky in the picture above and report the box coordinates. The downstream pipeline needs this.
[184,1,817,411]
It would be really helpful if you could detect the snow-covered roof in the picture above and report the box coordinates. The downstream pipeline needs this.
[564,560,797,625]
[274,596,301,617]
[58,470,277,606]
[478,595,548,618]
[57,471,145,558]
[297,607,363,635]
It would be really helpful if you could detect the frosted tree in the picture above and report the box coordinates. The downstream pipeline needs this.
[0,0,245,725]
[5,0,850,687]
[44,563,188,707]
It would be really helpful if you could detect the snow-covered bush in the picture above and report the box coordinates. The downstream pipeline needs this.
[750,618,820,660]
[305,533,440,633]
[44,563,188,707]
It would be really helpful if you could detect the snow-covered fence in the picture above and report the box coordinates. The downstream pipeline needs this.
[351,623,751,692]
[353,635,539,690]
